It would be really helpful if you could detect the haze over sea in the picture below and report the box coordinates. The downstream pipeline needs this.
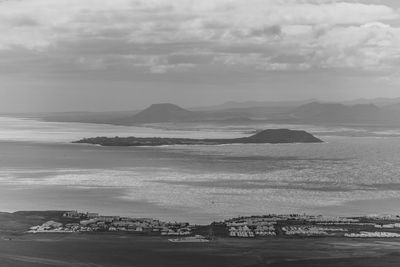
[1,116,400,224]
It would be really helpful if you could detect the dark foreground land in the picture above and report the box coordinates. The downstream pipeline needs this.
[1,233,400,267]
[73,129,323,146]
[1,211,400,266]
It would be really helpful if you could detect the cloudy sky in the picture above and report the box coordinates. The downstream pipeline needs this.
[0,0,399,112]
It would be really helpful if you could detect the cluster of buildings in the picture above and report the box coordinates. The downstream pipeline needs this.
[224,214,400,239]
[28,221,65,233]
[226,217,277,237]
[229,225,255,237]
[26,211,400,240]
[28,210,192,235]
[366,215,400,221]
[282,226,347,236]
[266,214,359,223]
[374,223,400,229]
[345,232,400,238]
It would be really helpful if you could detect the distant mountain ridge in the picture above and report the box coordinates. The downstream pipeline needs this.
[115,103,200,124]
[10,98,400,126]
[191,99,318,111]
[291,102,383,123]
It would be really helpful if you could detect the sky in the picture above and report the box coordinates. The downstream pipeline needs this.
[0,0,399,112]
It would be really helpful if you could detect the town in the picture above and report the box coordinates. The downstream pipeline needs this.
[29,211,194,237]
[27,211,400,240]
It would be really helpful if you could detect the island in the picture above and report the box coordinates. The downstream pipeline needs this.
[73,129,323,146]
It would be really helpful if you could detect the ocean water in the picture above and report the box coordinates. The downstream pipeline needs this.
[0,117,400,224]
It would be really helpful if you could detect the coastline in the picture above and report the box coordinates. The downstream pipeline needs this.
[1,232,400,267]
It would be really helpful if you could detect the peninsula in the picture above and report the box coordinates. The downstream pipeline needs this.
[73,129,323,146]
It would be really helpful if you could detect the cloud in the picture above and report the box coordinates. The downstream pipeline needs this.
[0,0,398,75]
[312,22,400,70]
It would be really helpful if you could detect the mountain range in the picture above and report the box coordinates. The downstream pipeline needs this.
[10,98,400,126]
[290,102,383,124]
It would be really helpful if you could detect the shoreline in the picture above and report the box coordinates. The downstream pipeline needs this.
[2,233,400,267]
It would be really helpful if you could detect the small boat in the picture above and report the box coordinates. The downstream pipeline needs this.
[168,235,209,243]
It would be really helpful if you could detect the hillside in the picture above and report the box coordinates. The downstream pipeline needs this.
[0,211,67,233]
[237,129,322,143]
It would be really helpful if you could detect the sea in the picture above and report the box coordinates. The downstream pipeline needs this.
[1,116,400,224]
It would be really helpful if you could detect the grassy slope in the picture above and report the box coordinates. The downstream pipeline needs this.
[0,211,70,233]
